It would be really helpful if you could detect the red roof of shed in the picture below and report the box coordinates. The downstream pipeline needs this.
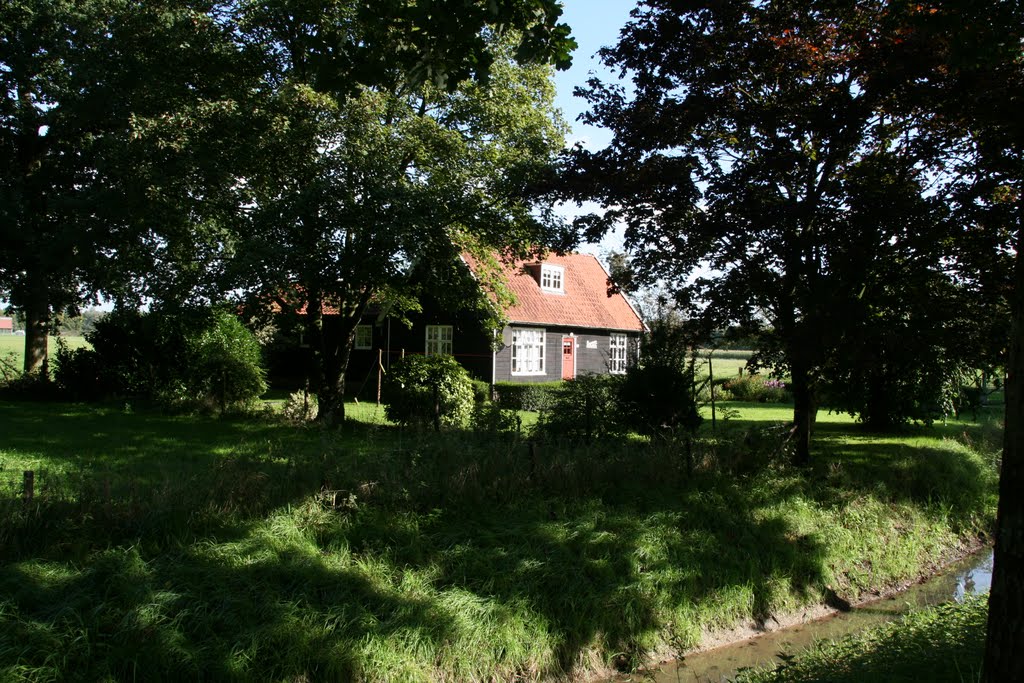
[0,318,13,330]
[467,253,644,332]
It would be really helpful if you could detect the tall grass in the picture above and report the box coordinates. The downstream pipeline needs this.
[734,595,989,682]
[0,400,999,681]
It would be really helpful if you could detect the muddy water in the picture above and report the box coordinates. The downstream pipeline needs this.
[611,548,994,683]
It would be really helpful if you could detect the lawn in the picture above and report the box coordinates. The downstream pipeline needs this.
[0,335,88,379]
[0,399,1000,682]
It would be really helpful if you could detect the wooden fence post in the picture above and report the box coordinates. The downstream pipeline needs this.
[377,349,383,405]
[23,470,34,503]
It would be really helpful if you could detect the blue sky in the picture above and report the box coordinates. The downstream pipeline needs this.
[551,1,637,257]
[553,0,635,151]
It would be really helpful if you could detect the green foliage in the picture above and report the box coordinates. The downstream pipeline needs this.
[384,354,474,430]
[281,390,318,424]
[188,311,268,412]
[52,308,266,412]
[618,315,703,437]
[493,381,560,412]
[725,375,790,404]
[563,1,1001,465]
[229,28,570,421]
[470,378,492,404]
[534,373,624,443]
[470,402,522,436]
[0,400,1000,682]
[734,595,989,683]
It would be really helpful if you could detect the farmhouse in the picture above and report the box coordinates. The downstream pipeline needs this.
[0,317,13,335]
[338,253,645,394]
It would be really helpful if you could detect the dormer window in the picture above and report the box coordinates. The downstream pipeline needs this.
[540,264,564,294]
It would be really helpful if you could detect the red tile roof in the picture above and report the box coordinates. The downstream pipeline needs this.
[467,253,645,332]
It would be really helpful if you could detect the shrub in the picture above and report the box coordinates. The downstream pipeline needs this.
[493,381,559,411]
[470,379,492,404]
[534,373,624,443]
[619,363,702,437]
[723,374,789,403]
[470,403,522,436]
[384,354,474,430]
[53,341,107,400]
[281,390,318,423]
[52,308,267,412]
[187,311,268,412]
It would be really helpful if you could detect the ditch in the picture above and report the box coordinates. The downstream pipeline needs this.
[608,547,994,683]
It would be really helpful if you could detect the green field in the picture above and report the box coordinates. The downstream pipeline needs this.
[0,335,89,377]
[0,399,999,681]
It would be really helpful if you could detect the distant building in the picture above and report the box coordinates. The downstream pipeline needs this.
[0,317,13,335]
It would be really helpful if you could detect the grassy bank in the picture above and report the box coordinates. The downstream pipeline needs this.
[0,400,999,681]
[735,595,988,682]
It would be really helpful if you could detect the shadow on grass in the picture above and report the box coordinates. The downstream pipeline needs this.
[0,400,991,681]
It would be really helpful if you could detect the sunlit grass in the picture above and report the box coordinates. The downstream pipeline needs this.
[734,595,988,682]
[0,335,89,377]
[0,399,999,682]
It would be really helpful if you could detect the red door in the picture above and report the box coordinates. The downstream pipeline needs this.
[561,337,576,380]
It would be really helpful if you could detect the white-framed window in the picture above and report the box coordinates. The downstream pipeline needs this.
[540,264,564,294]
[511,327,546,375]
[425,325,453,356]
[354,325,373,350]
[609,333,628,374]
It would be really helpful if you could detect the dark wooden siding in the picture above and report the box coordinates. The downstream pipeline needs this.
[343,308,494,397]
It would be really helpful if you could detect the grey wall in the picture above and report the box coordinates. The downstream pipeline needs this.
[492,325,639,383]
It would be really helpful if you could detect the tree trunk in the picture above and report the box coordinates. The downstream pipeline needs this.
[790,359,813,467]
[22,274,50,377]
[982,244,1024,682]
[305,293,362,427]
[318,330,353,426]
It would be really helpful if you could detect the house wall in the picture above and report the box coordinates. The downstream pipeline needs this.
[341,308,495,398]
[277,314,640,396]
[493,325,640,383]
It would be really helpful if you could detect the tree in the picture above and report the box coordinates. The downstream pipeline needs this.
[2,0,576,379]
[228,7,571,424]
[0,0,244,374]
[564,0,965,465]
[908,2,1024,679]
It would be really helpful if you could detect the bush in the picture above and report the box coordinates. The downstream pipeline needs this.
[470,379,492,404]
[53,341,107,400]
[619,363,702,437]
[52,308,267,412]
[384,355,474,430]
[281,390,318,423]
[723,375,789,403]
[470,403,522,436]
[534,373,624,443]
[493,381,559,412]
[188,311,268,412]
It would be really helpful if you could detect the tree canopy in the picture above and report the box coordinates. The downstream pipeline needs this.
[1,0,576,379]
[562,0,996,463]
[229,26,570,421]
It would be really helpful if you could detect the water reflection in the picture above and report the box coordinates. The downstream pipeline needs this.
[608,548,993,683]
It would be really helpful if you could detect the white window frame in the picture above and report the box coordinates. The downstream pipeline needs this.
[540,264,564,294]
[609,333,628,374]
[354,325,373,350]
[511,327,546,375]
[425,325,453,356]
